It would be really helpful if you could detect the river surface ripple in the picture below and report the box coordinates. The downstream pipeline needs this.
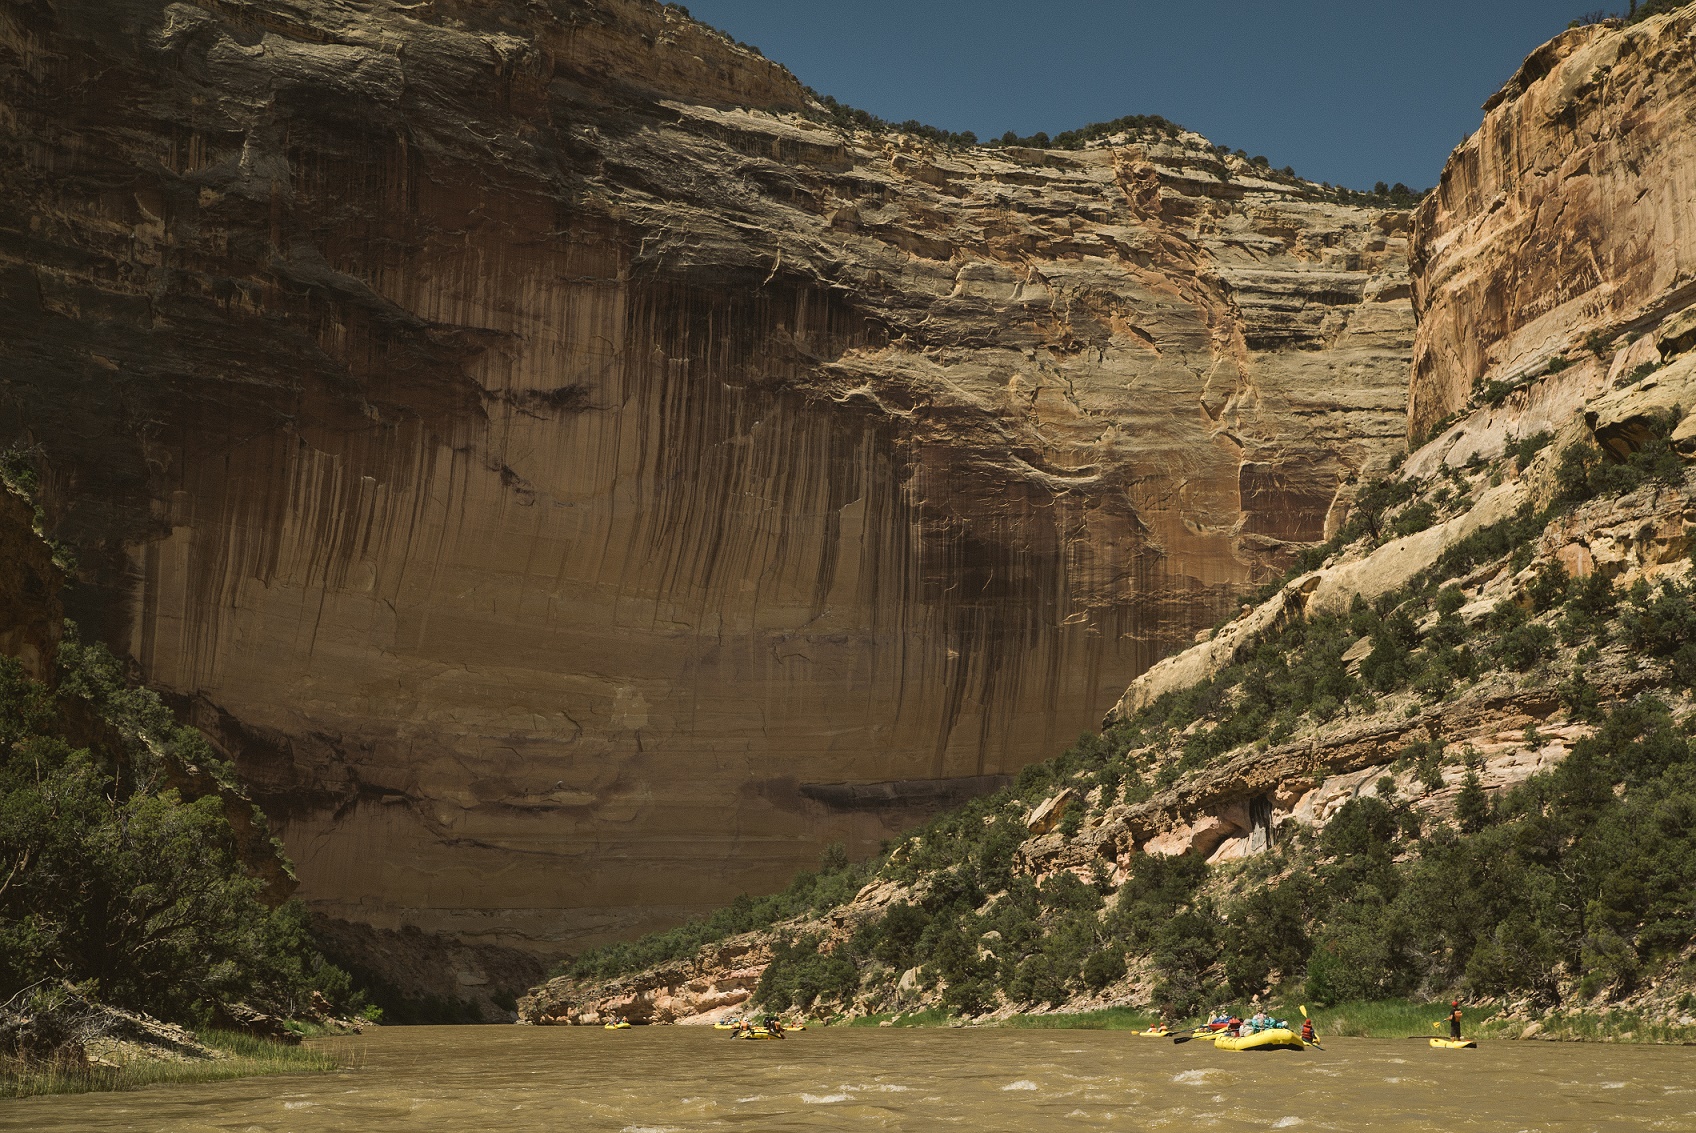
[4,1025,1694,1132]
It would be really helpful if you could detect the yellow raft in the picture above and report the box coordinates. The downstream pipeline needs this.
[738,1028,783,1040]
[1213,1027,1304,1052]
[712,1021,741,1031]
[1430,1037,1476,1049]
[604,1021,631,1030]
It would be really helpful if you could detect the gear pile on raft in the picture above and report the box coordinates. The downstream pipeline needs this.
[1162,1008,1311,1051]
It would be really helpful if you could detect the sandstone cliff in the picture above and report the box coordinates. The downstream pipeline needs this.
[0,0,1414,970]
[520,8,1696,1032]
[1409,6,1696,443]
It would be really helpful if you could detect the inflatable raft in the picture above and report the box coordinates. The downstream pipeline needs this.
[1213,1027,1304,1052]
[604,1021,631,1030]
[1430,1037,1476,1049]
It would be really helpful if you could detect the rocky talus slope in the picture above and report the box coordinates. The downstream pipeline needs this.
[521,9,1696,1030]
[0,0,1413,973]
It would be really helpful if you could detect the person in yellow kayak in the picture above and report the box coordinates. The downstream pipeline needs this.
[1447,1001,1464,1041]
[1301,1016,1316,1044]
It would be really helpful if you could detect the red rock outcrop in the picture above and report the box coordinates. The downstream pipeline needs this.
[0,0,1413,970]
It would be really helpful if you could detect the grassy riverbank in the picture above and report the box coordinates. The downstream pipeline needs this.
[0,1030,346,1099]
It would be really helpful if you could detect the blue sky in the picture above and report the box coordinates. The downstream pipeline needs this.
[680,1,1606,190]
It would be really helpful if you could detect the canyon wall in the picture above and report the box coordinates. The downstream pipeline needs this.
[0,0,1413,970]
[1410,6,1696,442]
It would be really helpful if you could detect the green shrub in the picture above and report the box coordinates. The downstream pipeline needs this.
[1081,948,1126,991]
[1361,610,1420,692]
[1510,430,1554,468]
[1454,770,1490,833]
[1494,622,1554,671]
[0,642,355,1024]
[1390,501,1439,537]
[1479,379,1518,405]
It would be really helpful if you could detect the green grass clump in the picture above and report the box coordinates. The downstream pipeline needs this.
[0,1030,342,1098]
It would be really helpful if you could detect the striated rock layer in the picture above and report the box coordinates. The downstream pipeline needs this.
[0,0,1412,965]
[1409,6,1696,441]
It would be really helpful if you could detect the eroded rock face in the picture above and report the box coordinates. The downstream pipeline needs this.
[0,0,1413,966]
[1409,8,1696,440]
[0,488,61,681]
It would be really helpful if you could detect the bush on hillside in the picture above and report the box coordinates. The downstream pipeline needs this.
[0,639,355,1025]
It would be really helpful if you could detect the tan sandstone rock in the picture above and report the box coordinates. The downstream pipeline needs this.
[0,0,1416,973]
[1410,8,1696,439]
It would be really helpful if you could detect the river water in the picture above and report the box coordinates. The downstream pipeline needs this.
[4,1025,1692,1132]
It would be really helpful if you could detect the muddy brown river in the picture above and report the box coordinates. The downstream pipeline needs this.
[4,1025,1692,1131]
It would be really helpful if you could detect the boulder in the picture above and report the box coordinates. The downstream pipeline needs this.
[1025,789,1075,836]
[1142,801,1249,858]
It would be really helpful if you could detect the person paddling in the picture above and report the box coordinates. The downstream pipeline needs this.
[1448,1001,1463,1041]
[1300,1016,1316,1044]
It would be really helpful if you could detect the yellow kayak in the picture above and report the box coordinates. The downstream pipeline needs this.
[738,1028,783,1040]
[604,1021,631,1030]
[1214,1027,1304,1052]
[712,1021,740,1031]
[1430,1037,1476,1049]
[1136,1027,1173,1037]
